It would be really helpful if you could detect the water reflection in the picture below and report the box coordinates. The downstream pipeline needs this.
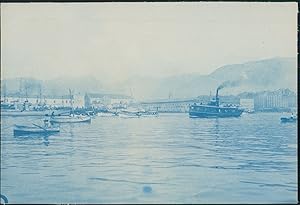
[1,113,297,203]
[14,134,53,146]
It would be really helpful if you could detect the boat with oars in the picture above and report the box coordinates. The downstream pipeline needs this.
[49,89,91,124]
[14,120,60,136]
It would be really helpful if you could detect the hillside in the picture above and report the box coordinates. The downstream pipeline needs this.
[2,57,296,100]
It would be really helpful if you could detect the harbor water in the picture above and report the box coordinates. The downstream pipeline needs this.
[0,112,297,203]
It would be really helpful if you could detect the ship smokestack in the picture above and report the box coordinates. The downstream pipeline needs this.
[216,88,219,106]
[216,80,240,106]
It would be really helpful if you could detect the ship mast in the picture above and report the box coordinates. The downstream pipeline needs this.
[69,88,74,115]
[39,84,42,104]
[19,78,22,102]
[3,80,7,103]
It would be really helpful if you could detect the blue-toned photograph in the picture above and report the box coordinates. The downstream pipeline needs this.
[0,2,298,204]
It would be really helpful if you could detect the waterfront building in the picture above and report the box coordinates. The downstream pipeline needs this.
[141,98,196,113]
[84,93,133,109]
[253,89,297,112]
[1,94,85,109]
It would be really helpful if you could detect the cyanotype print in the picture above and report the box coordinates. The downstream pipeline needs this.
[0,2,297,204]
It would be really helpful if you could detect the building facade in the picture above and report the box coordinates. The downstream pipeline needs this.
[84,93,133,109]
[1,95,85,109]
[141,98,196,113]
[254,89,297,112]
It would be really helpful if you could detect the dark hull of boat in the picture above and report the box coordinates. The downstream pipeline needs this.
[189,111,243,118]
[13,129,60,136]
[280,117,297,123]
[189,104,243,118]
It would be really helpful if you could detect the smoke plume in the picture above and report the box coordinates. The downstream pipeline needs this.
[217,80,240,91]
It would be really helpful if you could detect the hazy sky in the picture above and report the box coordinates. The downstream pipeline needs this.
[1,2,297,82]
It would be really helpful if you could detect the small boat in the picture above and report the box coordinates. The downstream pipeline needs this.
[49,89,92,124]
[118,110,141,118]
[281,114,297,123]
[50,115,91,123]
[138,111,159,117]
[97,111,118,117]
[13,122,60,136]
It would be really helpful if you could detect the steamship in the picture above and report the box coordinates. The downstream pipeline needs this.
[189,88,243,118]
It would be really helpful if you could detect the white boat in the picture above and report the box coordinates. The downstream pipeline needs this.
[50,115,91,123]
[49,89,92,124]
[118,110,141,118]
[13,123,60,136]
[97,112,118,117]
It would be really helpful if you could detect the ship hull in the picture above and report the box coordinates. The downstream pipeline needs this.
[189,111,243,118]
[14,129,60,136]
[280,117,297,123]
[189,104,243,118]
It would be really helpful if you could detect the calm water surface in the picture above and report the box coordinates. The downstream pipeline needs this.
[0,113,297,203]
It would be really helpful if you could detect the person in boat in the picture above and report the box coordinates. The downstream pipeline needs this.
[291,113,294,119]
[44,119,50,128]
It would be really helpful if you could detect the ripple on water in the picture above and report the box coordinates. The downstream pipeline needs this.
[0,113,297,203]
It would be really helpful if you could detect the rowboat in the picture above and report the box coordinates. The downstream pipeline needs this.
[13,123,60,136]
[118,110,141,118]
[280,114,297,123]
[50,115,91,123]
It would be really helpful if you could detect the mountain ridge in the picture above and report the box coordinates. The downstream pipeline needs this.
[2,57,296,100]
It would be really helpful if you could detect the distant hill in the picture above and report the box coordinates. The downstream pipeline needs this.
[1,57,297,100]
[208,57,296,94]
[116,57,297,100]
[1,76,105,97]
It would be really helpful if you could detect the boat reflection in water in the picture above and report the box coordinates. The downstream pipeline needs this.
[189,87,243,118]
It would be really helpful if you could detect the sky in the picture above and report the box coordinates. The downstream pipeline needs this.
[1,2,297,83]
